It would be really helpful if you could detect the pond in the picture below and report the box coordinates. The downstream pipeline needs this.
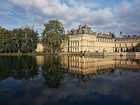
[0,55,140,105]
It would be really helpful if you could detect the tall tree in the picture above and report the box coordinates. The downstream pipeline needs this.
[0,27,10,52]
[42,20,64,53]
[0,26,38,53]
[20,26,38,53]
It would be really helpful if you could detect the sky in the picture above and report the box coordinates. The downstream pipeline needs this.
[0,0,140,36]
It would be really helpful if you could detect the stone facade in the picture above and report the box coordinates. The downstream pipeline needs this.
[61,25,140,53]
[36,43,44,52]
[114,37,140,52]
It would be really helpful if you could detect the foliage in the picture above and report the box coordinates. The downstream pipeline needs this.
[0,26,38,53]
[42,20,64,53]
[42,56,64,88]
[0,56,38,80]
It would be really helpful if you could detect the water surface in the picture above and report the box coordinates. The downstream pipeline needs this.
[0,55,140,105]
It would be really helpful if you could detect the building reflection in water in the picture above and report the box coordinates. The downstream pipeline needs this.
[60,56,140,75]
[0,55,139,84]
[0,56,140,105]
[35,55,140,83]
[36,56,45,66]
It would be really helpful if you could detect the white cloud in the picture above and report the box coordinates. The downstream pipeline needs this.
[68,0,97,8]
[2,0,140,35]
[9,0,112,27]
[114,1,140,34]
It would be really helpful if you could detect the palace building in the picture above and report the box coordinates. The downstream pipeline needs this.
[36,43,44,52]
[61,25,140,53]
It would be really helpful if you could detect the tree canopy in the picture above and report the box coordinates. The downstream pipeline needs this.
[42,20,64,53]
[0,26,38,53]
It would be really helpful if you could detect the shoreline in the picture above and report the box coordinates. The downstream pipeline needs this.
[0,52,139,56]
[0,52,47,56]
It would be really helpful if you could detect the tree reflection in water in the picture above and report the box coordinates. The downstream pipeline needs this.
[69,73,92,83]
[0,56,38,81]
[0,55,140,88]
[0,55,140,105]
[42,56,65,88]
